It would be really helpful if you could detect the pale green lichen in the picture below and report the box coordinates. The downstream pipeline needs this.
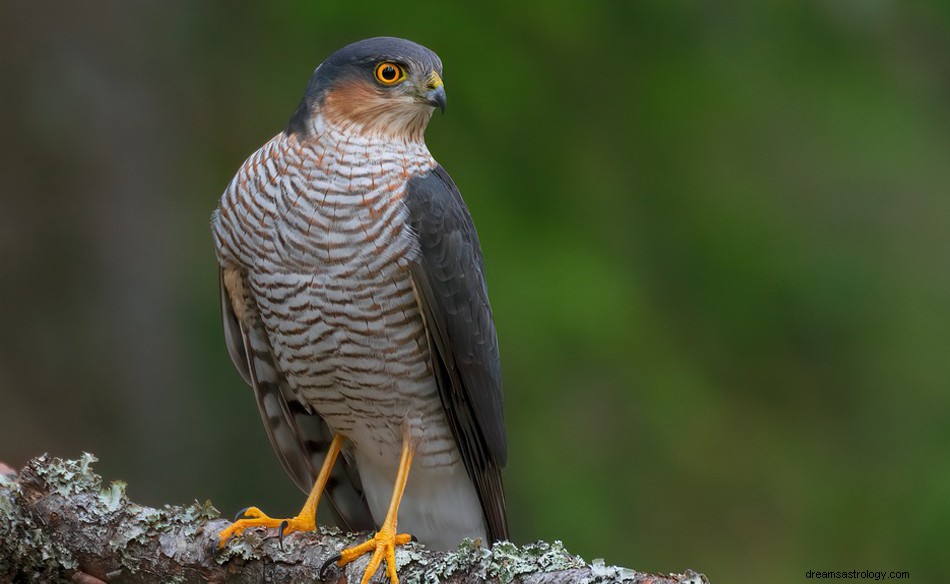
[488,539,587,582]
[32,452,102,498]
[214,529,267,562]
[1,454,234,581]
[317,523,344,537]
[98,479,127,512]
[111,497,227,575]
[402,538,591,584]
[590,558,640,581]
[3,455,702,583]
[0,454,82,579]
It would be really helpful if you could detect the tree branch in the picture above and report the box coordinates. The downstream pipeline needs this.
[0,454,709,584]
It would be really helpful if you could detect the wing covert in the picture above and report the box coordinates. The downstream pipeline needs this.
[405,165,508,541]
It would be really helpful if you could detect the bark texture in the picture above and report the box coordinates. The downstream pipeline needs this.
[0,455,709,584]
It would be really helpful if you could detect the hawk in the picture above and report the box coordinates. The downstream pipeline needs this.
[211,37,507,583]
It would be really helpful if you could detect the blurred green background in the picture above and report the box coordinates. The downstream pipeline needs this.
[2,1,948,582]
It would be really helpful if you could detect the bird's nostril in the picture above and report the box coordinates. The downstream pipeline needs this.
[427,71,444,90]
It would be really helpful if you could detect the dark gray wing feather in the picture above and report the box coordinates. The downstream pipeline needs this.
[219,268,374,532]
[405,166,508,542]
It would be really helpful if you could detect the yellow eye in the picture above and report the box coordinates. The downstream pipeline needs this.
[374,62,406,85]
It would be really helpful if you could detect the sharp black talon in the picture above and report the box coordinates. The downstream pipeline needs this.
[320,553,342,580]
[410,534,418,543]
[233,507,251,522]
[277,520,289,551]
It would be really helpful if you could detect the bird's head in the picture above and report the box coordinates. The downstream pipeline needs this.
[288,37,446,143]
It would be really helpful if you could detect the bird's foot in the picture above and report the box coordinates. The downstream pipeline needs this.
[337,524,412,584]
[217,506,315,548]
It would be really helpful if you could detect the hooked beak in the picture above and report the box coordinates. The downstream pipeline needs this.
[423,71,446,113]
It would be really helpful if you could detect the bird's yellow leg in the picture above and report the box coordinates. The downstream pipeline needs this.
[218,433,345,548]
[337,436,415,584]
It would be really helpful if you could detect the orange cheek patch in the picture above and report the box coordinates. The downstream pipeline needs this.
[324,80,391,127]
[321,78,431,143]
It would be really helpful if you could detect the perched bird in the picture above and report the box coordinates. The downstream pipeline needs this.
[211,37,507,583]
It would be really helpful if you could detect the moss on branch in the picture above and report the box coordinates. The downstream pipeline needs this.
[0,454,709,584]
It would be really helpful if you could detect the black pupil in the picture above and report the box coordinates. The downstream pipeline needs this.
[381,66,397,81]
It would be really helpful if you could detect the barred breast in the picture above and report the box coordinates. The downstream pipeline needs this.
[213,115,491,548]
[213,115,456,469]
